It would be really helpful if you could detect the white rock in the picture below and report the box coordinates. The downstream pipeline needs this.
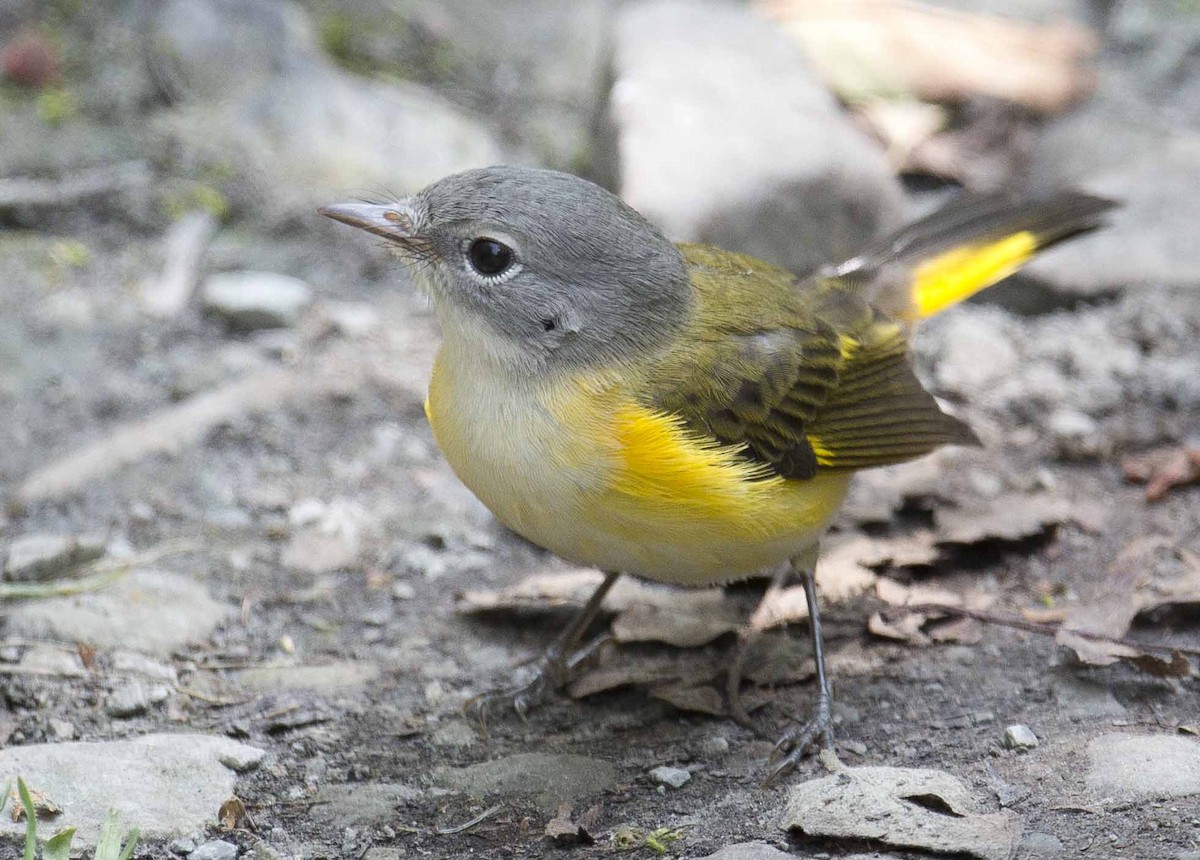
[1004,724,1039,750]
[0,735,264,849]
[649,765,691,789]
[202,271,313,330]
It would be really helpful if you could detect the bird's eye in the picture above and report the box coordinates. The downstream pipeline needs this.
[467,238,513,277]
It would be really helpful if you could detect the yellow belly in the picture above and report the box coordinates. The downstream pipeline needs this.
[426,347,850,586]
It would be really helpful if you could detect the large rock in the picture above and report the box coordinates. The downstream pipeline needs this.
[612,0,906,274]
[1026,136,1200,294]
[1024,0,1200,295]
[310,0,618,178]
[0,734,264,851]
[5,569,229,656]
[149,0,505,213]
[1085,733,1200,804]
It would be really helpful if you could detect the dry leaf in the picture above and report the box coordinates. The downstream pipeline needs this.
[650,682,773,717]
[1057,537,1200,674]
[219,795,247,830]
[568,652,722,699]
[759,0,1097,113]
[934,493,1071,545]
[782,765,1022,860]
[611,589,743,647]
[8,785,61,821]
[1122,444,1200,501]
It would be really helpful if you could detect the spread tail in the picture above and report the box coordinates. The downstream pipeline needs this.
[828,191,1117,321]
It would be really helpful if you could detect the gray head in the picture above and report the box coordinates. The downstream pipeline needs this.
[320,167,689,373]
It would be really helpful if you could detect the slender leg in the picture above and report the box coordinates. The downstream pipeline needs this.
[764,548,838,785]
[466,571,620,726]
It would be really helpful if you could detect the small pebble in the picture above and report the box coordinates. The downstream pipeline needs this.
[392,581,416,600]
[48,718,76,741]
[169,835,199,855]
[1004,724,1040,750]
[190,839,239,860]
[106,682,152,718]
[649,765,691,789]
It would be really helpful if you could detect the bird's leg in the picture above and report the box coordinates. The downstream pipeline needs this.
[466,571,620,728]
[764,547,839,785]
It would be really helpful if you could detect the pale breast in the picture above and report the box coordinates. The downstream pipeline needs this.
[424,344,851,586]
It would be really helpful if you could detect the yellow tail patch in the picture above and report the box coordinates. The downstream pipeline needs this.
[911,231,1039,318]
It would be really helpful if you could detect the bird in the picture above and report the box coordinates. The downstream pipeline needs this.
[320,167,1113,783]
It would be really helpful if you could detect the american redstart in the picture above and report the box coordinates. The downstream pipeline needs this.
[321,167,1112,782]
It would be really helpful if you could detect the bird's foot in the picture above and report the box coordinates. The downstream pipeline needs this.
[762,691,836,786]
[464,633,611,731]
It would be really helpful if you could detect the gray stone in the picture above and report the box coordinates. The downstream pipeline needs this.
[612,0,906,276]
[190,840,239,860]
[401,0,618,176]
[1019,831,1065,858]
[6,569,229,657]
[438,752,617,812]
[310,783,425,827]
[430,721,477,748]
[170,835,199,854]
[781,766,1022,860]
[1051,675,1127,719]
[151,0,505,214]
[700,843,793,860]
[106,681,165,718]
[202,271,313,330]
[1027,137,1200,294]
[3,532,105,582]
[233,661,379,693]
[219,745,266,773]
[1085,733,1200,803]
[48,719,76,741]
[0,734,264,849]
[1004,724,1040,751]
[649,765,691,789]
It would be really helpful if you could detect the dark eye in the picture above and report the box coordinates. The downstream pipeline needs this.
[467,238,513,277]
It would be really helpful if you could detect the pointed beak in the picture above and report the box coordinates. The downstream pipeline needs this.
[317,201,423,245]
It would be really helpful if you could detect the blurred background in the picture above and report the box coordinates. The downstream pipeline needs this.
[2,1,1200,858]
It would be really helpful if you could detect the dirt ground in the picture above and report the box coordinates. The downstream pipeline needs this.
[2,211,1199,858]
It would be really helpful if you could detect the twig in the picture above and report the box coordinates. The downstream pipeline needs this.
[434,804,505,836]
[0,161,151,211]
[140,210,218,319]
[173,686,254,707]
[883,603,1200,657]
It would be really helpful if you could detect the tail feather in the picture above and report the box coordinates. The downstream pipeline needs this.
[828,191,1117,320]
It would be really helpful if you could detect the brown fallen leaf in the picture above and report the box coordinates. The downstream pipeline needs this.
[611,590,744,648]
[1057,537,1200,675]
[650,682,774,717]
[759,0,1097,113]
[8,784,61,821]
[1122,444,1200,501]
[219,795,247,830]
[568,651,723,699]
[934,493,1071,545]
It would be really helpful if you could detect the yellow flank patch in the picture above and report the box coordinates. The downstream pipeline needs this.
[611,403,779,513]
[911,231,1039,318]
